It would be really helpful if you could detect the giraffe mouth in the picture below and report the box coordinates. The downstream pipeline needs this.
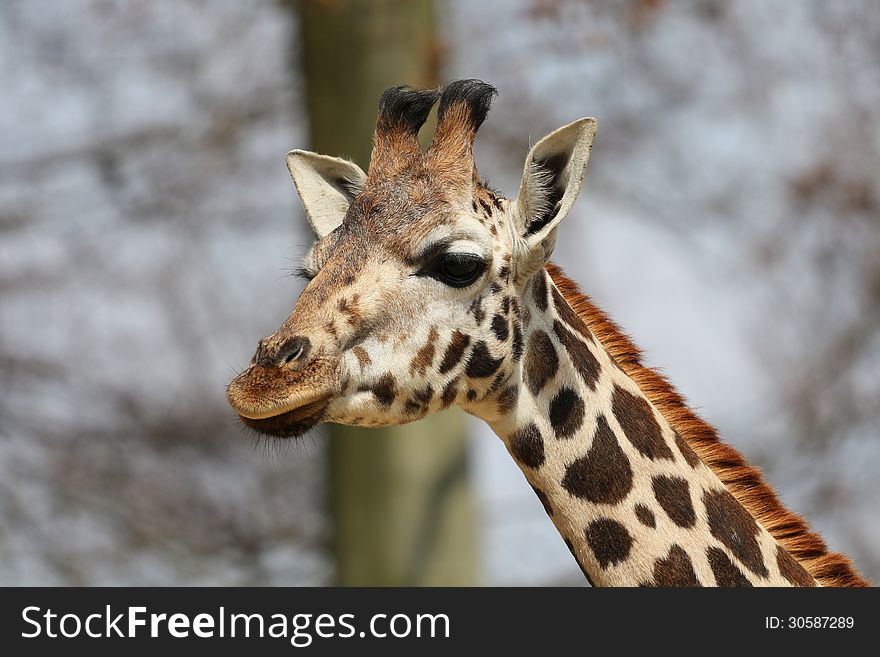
[226,362,339,439]
[236,397,330,438]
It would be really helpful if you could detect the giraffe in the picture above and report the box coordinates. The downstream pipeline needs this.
[226,80,869,587]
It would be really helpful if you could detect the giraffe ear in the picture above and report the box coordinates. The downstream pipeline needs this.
[512,118,597,265]
[286,150,366,238]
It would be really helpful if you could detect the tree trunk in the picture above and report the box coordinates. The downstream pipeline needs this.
[292,0,477,585]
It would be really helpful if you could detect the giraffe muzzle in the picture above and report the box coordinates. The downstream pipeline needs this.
[226,333,341,437]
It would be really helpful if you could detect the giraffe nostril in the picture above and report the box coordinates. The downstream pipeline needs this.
[284,345,303,363]
[279,335,311,366]
[253,335,311,367]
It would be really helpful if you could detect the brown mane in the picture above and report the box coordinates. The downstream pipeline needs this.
[546,262,869,587]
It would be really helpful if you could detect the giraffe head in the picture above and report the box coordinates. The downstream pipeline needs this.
[227,80,596,437]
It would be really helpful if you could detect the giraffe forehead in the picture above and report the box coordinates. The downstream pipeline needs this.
[320,191,497,265]
[355,172,449,225]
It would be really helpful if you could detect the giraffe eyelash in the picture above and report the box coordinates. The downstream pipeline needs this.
[295,247,319,281]
[294,265,316,281]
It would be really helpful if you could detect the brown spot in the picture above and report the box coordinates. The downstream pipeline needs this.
[491,313,509,342]
[653,545,702,587]
[479,198,492,216]
[325,321,338,339]
[489,224,498,236]
[549,387,585,439]
[551,285,593,343]
[524,330,558,395]
[498,265,509,280]
[486,371,505,397]
[707,547,753,587]
[465,341,504,378]
[562,415,633,504]
[532,271,548,312]
[510,297,521,318]
[674,431,701,468]
[440,377,459,408]
[337,295,362,326]
[532,486,553,516]
[496,385,519,414]
[776,545,816,587]
[409,326,438,375]
[509,423,544,469]
[471,199,479,213]
[501,296,510,315]
[652,475,696,528]
[703,489,768,578]
[612,385,673,461]
[358,373,397,407]
[489,281,502,295]
[352,346,371,368]
[553,320,600,391]
[511,321,524,361]
[635,504,656,528]
[585,518,633,569]
[469,298,486,325]
[466,389,477,402]
[403,384,433,415]
[439,331,471,374]
[483,370,510,399]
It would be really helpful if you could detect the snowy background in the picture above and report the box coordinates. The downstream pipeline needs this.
[1,0,877,585]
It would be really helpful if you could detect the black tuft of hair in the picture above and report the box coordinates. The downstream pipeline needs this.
[437,79,498,130]
[377,85,441,135]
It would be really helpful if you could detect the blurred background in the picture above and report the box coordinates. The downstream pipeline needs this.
[1,0,878,586]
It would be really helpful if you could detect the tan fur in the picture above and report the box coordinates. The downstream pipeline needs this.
[546,262,870,587]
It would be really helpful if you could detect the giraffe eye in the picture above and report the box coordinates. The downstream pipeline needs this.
[433,253,486,288]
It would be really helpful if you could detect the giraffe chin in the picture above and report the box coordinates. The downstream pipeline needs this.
[236,398,329,439]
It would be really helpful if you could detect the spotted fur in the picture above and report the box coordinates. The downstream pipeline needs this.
[227,79,868,588]
[547,263,869,587]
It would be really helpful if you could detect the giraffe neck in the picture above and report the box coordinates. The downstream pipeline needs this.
[485,269,817,587]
